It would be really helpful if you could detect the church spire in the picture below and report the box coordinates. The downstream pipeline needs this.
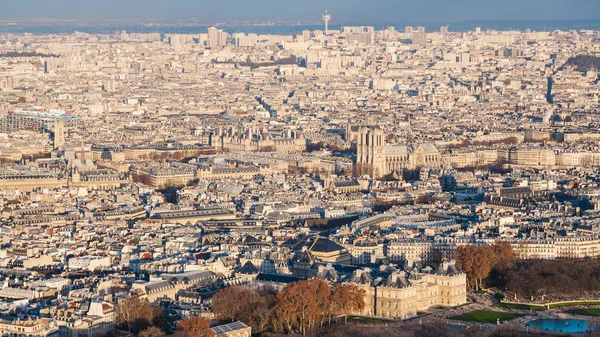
[407,113,414,151]
[346,113,351,140]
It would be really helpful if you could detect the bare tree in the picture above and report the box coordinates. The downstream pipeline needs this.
[177,316,214,337]
[115,297,154,333]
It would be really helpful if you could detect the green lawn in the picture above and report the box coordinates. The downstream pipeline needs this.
[566,308,600,316]
[348,316,390,323]
[448,310,523,324]
[497,302,546,311]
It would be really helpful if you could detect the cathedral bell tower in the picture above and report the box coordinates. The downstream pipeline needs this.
[356,127,386,179]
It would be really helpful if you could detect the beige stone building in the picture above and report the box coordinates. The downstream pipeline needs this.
[0,318,58,337]
[346,261,467,319]
[307,238,352,265]
[508,236,600,259]
[216,126,307,153]
[443,147,600,170]
[355,127,442,179]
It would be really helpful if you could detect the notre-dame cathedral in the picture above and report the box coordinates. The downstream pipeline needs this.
[351,126,442,179]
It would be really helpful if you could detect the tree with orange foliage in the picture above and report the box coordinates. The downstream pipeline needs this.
[138,326,166,337]
[472,246,493,291]
[211,285,274,333]
[491,242,516,271]
[177,317,213,337]
[248,298,272,333]
[331,284,366,323]
[115,296,155,333]
[455,243,515,291]
[211,286,251,322]
[272,289,296,333]
[273,279,331,335]
[489,241,516,286]
[454,245,477,289]
[308,278,331,328]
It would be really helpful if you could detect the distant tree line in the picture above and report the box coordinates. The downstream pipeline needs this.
[504,259,600,300]
[563,55,600,73]
[0,52,59,58]
[454,242,600,302]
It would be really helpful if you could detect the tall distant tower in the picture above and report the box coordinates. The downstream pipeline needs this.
[322,10,331,35]
[356,127,385,179]
[53,121,65,149]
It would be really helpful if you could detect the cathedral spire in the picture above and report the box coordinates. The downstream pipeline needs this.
[407,113,414,152]
[346,113,351,140]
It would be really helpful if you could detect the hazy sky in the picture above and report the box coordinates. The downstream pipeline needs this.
[2,0,599,23]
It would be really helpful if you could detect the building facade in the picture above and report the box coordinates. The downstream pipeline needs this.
[347,261,467,319]
[355,127,442,179]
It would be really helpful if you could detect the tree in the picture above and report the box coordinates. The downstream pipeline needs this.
[138,327,166,337]
[415,194,435,204]
[488,242,516,287]
[330,284,366,323]
[472,246,493,291]
[272,288,297,333]
[308,278,331,328]
[454,245,477,290]
[211,286,257,322]
[210,285,278,333]
[490,242,515,271]
[455,243,516,291]
[344,284,366,321]
[454,245,491,290]
[329,284,346,324]
[431,248,444,266]
[235,287,276,333]
[151,305,171,334]
[248,299,273,333]
[115,296,155,333]
[274,279,331,335]
[177,317,214,337]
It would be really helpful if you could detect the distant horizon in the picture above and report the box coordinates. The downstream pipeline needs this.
[2,0,599,23]
[2,17,600,25]
[1,19,600,36]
